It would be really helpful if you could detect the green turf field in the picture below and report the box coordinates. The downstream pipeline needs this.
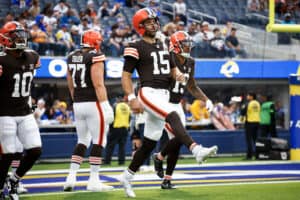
[22,182,300,200]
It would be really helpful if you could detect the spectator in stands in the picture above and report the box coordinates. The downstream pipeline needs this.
[105,98,131,165]
[240,92,260,160]
[162,22,177,38]
[85,0,98,19]
[173,0,187,25]
[56,24,75,53]
[54,101,73,124]
[34,98,48,123]
[109,24,125,57]
[97,1,111,19]
[189,99,210,122]
[70,25,80,49]
[46,24,67,56]
[35,14,46,32]
[30,23,49,55]
[29,0,41,18]
[259,94,277,138]
[210,28,227,58]
[60,9,81,26]
[122,24,139,47]
[281,12,296,24]
[211,103,235,130]
[247,0,260,12]
[221,21,233,38]
[110,2,122,17]
[11,0,31,9]
[43,7,58,28]
[53,0,69,17]
[148,0,161,16]
[225,28,247,58]
[78,17,92,34]
[187,22,198,37]
[176,21,186,31]
[227,96,242,125]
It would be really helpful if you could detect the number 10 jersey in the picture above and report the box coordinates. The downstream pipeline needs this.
[0,49,40,116]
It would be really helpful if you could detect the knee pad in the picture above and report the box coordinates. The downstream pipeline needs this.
[90,144,103,157]
[73,143,87,157]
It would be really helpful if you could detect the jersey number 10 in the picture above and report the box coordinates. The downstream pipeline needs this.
[12,72,33,97]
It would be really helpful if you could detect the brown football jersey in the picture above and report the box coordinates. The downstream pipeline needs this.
[0,49,40,116]
[169,57,195,104]
[67,49,106,102]
[123,39,174,89]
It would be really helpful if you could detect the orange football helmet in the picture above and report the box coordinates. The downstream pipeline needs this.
[0,21,27,50]
[80,30,103,51]
[169,31,193,58]
[132,8,159,36]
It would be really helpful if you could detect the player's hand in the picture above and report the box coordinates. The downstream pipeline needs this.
[175,68,186,83]
[205,99,214,112]
[129,98,144,114]
[101,101,114,124]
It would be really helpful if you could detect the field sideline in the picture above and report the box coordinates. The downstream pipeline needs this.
[8,157,300,200]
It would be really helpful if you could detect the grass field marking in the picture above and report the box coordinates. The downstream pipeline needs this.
[20,180,300,198]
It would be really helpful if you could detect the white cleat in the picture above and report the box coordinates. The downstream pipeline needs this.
[17,182,28,194]
[119,171,136,198]
[193,145,218,164]
[63,173,76,192]
[87,178,114,192]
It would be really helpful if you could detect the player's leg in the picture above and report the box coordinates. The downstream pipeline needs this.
[0,117,18,200]
[139,88,218,164]
[64,103,90,191]
[9,114,42,200]
[86,102,113,191]
[120,111,163,198]
[104,126,118,165]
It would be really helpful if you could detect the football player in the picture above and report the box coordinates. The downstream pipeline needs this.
[64,29,114,192]
[119,8,218,198]
[0,21,42,200]
[152,31,215,189]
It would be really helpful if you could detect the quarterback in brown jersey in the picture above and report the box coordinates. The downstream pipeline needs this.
[0,21,42,200]
[153,31,216,189]
[64,29,114,192]
[119,8,218,198]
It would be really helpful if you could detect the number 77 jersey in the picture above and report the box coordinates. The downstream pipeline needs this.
[123,39,175,90]
[0,49,40,116]
[67,49,106,102]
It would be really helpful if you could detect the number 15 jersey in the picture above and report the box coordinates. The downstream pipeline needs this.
[67,49,106,102]
[123,39,174,90]
[0,50,40,116]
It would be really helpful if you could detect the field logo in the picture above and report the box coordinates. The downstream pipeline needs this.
[220,60,239,78]
[290,120,300,128]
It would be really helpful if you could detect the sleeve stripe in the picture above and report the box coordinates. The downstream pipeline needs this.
[92,55,106,63]
[124,48,139,59]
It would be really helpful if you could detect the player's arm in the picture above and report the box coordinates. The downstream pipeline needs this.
[66,69,74,100]
[122,51,143,113]
[187,61,214,112]
[91,61,108,102]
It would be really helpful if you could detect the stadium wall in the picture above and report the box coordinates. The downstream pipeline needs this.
[40,129,289,159]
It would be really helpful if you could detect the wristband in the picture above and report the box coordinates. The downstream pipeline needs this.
[128,93,136,101]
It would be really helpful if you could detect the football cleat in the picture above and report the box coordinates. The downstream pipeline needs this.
[8,178,19,200]
[152,153,164,178]
[119,171,136,198]
[161,179,176,189]
[63,173,76,192]
[17,182,28,194]
[87,177,113,192]
[192,145,218,164]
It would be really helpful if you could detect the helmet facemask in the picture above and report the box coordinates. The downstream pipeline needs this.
[6,29,28,50]
[178,39,193,58]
